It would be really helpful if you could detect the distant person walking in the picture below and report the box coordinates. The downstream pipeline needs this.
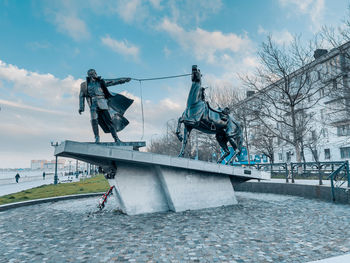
[43,172,46,180]
[15,173,20,183]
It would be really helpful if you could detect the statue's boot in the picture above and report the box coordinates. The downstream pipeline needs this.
[91,119,100,143]
[110,127,121,143]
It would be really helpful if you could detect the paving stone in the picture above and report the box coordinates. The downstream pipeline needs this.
[0,192,350,262]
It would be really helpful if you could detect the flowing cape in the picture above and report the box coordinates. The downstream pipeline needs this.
[98,92,134,133]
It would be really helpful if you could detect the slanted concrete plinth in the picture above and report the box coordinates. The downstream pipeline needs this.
[108,164,237,215]
[55,140,268,215]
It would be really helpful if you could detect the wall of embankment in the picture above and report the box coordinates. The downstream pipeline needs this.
[235,181,350,204]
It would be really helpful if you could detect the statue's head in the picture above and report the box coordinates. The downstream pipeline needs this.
[87,69,98,79]
[191,65,201,83]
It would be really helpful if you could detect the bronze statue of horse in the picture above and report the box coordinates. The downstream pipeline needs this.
[176,65,243,164]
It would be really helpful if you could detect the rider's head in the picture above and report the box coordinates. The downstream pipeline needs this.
[223,107,230,115]
[87,69,98,79]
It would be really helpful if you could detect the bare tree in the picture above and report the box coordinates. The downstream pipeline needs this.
[250,124,276,163]
[148,119,188,157]
[207,85,250,162]
[240,35,324,163]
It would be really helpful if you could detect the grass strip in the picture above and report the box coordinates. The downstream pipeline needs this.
[0,174,109,206]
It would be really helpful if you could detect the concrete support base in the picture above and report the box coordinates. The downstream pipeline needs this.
[54,141,267,215]
[108,163,237,215]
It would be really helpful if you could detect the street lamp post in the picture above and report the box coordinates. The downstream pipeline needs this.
[50,142,59,185]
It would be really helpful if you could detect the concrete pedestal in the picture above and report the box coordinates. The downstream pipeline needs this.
[108,164,237,215]
[55,140,268,215]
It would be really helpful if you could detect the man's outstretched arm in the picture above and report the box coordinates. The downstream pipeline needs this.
[104,78,131,87]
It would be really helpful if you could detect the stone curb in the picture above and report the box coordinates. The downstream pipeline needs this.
[0,192,104,212]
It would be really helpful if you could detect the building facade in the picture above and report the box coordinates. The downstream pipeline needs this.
[31,159,65,170]
[237,41,350,163]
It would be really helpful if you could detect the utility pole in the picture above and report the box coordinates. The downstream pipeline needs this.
[50,142,59,185]
[69,160,72,175]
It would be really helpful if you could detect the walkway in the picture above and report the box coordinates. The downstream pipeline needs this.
[1,192,349,262]
[0,179,53,196]
[0,176,81,197]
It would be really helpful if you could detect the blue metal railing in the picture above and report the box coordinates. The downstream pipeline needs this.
[327,161,350,201]
[232,160,350,202]
[289,161,346,185]
[232,162,289,181]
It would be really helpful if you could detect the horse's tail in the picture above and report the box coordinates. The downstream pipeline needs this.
[176,116,184,142]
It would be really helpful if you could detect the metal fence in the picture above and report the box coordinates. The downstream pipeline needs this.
[232,161,350,202]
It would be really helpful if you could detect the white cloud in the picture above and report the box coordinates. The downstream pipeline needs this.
[160,98,182,111]
[0,61,89,168]
[54,13,90,41]
[258,26,294,45]
[168,0,222,26]
[0,99,67,115]
[101,35,140,60]
[149,0,163,10]
[43,1,90,41]
[158,18,252,64]
[119,90,184,135]
[278,0,325,29]
[116,0,142,23]
[26,41,52,50]
[163,46,171,57]
[243,56,260,68]
[0,60,81,106]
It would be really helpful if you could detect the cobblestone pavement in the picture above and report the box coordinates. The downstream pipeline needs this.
[1,192,350,263]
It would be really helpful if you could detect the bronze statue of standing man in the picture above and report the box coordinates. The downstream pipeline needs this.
[79,69,133,143]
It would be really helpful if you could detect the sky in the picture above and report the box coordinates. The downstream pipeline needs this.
[0,0,349,168]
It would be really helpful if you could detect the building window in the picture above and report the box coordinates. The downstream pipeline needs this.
[324,148,330,160]
[319,87,325,98]
[320,109,324,120]
[340,147,350,158]
[286,152,292,162]
[311,130,317,140]
[333,79,337,90]
[337,124,350,136]
[278,153,282,161]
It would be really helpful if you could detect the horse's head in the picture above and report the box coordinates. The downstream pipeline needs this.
[191,65,201,83]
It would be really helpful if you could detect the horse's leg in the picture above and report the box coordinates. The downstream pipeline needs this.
[176,117,183,142]
[225,118,243,165]
[216,133,230,164]
[178,126,192,157]
[227,136,242,164]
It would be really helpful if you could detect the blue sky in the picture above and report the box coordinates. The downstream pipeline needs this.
[0,0,349,168]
